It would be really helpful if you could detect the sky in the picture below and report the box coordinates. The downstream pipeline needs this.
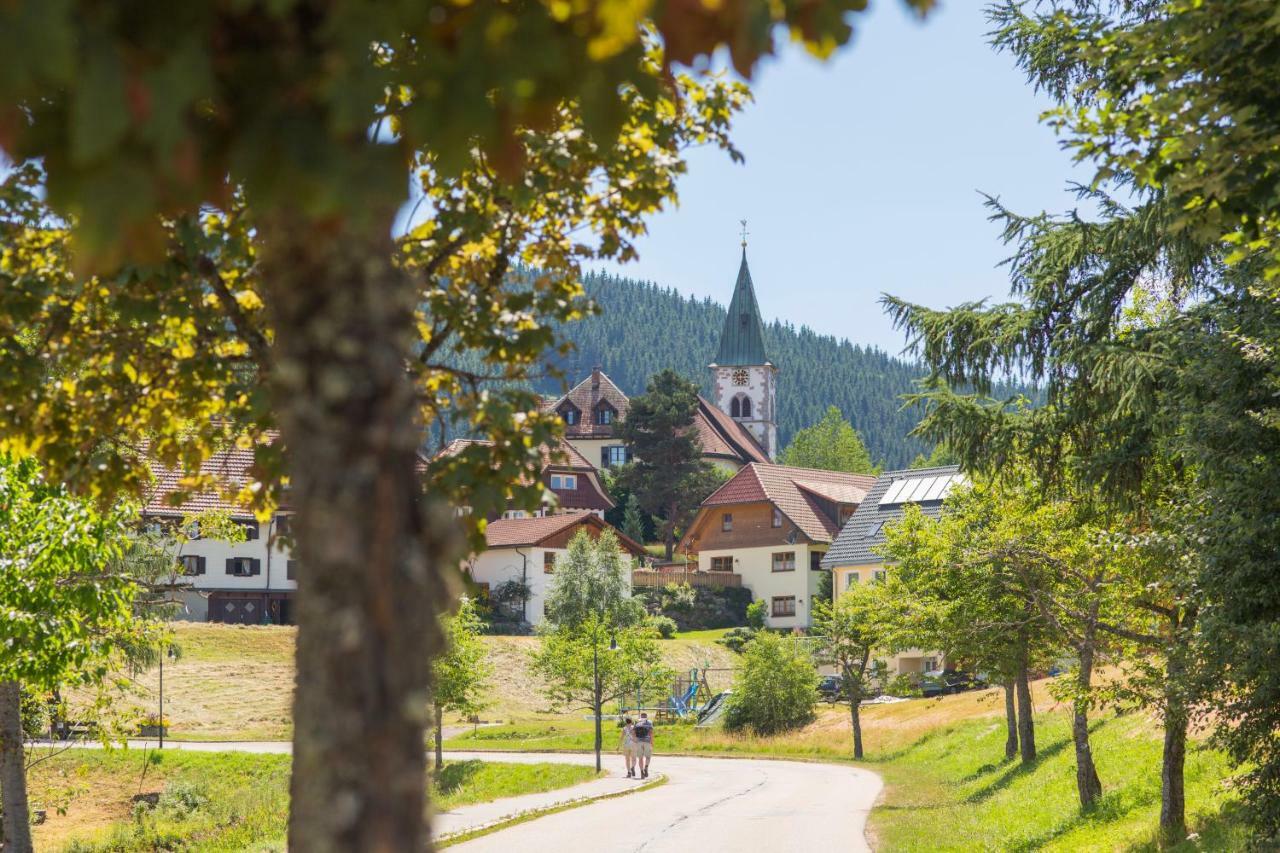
[598,1,1091,356]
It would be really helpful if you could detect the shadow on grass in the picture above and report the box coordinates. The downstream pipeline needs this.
[962,735,1073,804]
[435,759,484,796]
[1004,788,1160,853]
[1121,799,1252,853]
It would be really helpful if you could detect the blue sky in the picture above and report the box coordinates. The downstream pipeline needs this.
[599,2,1090,356]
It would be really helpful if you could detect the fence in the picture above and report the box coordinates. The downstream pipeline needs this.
[631,569,742,589]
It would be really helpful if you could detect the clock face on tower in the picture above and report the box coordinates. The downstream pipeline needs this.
[732,369,749,386]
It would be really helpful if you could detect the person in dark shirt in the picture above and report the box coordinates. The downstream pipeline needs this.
[633,712,654,778]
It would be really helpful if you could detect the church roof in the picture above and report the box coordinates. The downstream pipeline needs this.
[713,251,771,367]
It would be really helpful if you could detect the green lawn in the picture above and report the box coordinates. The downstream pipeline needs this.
[32,749,597,851]
[671,627,731,643]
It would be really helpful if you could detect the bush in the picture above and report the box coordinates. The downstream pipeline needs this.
[660,582,696,613]
[641,585,751,630]
[158,780,211,818]
[716,626,758,654]
[745,599,767,629]
[723,632,818,735]
[647,615,678,639]
[884,674,921,699]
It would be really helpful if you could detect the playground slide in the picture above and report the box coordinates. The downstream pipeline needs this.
[694,691,731,727]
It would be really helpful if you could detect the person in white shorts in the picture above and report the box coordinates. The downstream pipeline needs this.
[633,712,654,778]
[619,717,637,778]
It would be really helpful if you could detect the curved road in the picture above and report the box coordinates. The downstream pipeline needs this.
[63,741,882,850]
[446,751,882,853]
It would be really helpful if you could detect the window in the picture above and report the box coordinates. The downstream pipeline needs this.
[502,510,528,519]
[550,474,577,490]
[603,445,629,467]
[710,556,734,572]
[276,514,292,536]
[844,571,860,590]
[237,520,259,541]
[772,551,796,572]
[730,397,741,417]
[544,552,556,574]
[180,555,206,576]
[810,551,824,571]
[740,396,752,418]
[560,405,580,425]
[226,557,261,577]
[595,405,615,425]
[771,596,797,618]
[287,560,297,581]
[771,508,783,528]
[839,507,854,526]
[873,569,887,583]
[721,513,733,532]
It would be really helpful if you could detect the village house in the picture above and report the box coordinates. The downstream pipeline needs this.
[678,462,876,629]
[463,511,647,626]
[437,437,614,519]
[822,464,964,676]
[144,443,298,625]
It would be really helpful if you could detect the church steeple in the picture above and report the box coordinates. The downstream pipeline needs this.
[709,227,779,461]
[714,249,770,367]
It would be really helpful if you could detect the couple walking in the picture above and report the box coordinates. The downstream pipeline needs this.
[619,713,654,779]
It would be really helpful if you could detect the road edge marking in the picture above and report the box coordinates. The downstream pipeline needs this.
[435,774,668,849]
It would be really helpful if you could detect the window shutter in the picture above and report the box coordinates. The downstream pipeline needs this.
[197,556,206,575]
[247,523,259,541]
[226,558,235,575]
[251,558,262,576]
[601,447,609,468]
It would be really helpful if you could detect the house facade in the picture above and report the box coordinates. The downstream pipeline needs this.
[437,437,613,519]
[822,465,964,676]
[464,512,647,626]
[678,463,875,629]
[144,442,298,625]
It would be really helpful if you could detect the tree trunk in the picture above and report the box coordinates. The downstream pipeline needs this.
[259,212,456,852]
[434,704,444,771]
[0,681,32,853]
[1003,682,1018,761]
[1160,649,1189,845]
[849,695,863,760]
[1071,639,1102,809]
[1016,637,1036,764]
[848,655,868,759]
[664,502,676,561]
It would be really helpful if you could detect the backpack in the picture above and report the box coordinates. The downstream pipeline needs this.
[634,720,652,742]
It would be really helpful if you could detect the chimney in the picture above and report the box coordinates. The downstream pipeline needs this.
[591,365,602,390]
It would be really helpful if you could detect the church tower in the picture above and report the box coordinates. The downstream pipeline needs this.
[710,238,778,460]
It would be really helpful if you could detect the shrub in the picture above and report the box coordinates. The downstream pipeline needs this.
[647,615,678,639]
[745,599,767,629]
[717,626,757,654]
[884,674,921,698]
[723,632,818,735]
[159,780,211,818]
[660,582,696,613]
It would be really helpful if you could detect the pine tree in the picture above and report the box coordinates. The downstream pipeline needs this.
[621,494,648,544]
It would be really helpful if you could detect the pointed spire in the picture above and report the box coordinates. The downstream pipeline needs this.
[714,247,770,366]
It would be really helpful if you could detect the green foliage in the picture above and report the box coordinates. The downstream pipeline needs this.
[543,529,645,631]
[431,597,492,720]
[531,614,673,715]
[723,632,818,736]
[716,626,759,654]
[659,583,697,614]
[618,370,723,557]
[620,494,649,545]
[908,444,958,469]
[647,615,678,640]
[745,600,767,630]
[778,405,877,474]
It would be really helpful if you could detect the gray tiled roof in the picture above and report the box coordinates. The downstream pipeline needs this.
[821,465,962,568]
[713,251,770,366]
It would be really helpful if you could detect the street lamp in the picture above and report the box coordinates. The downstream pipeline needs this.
[591,631,619,773]
[157,643,179,749]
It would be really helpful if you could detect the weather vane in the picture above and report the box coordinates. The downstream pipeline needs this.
[740,219,749,248]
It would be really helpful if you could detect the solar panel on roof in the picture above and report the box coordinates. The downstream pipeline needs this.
[920,476,951,501]
[878,478,909,505]
[900,477,933,502]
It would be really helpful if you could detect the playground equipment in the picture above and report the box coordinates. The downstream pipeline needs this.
[695,690,731,727]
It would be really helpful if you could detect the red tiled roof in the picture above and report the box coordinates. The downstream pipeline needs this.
[693,397,769,464]
[143,436,277,519]
[698,463,876,543]
[543,368,630,439]
[483,512,645,554]
[437,437,594,472]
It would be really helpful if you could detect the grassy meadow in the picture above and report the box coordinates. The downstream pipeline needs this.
[30,749,598,851]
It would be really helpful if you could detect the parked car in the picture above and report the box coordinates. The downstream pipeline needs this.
[920,670,986,697]
[817,675,847,703]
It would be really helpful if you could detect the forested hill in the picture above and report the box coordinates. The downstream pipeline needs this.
[538,270,941,469]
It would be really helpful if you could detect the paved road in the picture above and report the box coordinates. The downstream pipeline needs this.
[48,741,882,850]
[447,751,882,853]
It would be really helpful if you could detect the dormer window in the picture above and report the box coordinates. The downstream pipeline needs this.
[559,404,580,426]
[550,474,577,491]
[595,404,615,425]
